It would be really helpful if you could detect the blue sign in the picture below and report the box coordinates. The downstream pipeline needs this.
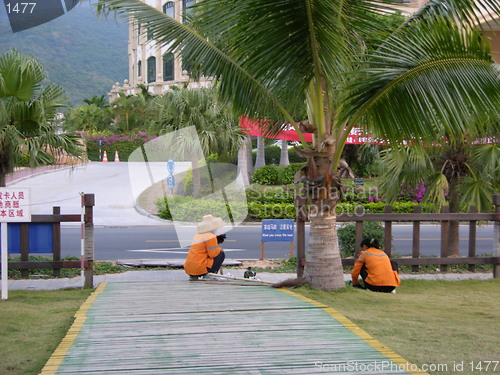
[98,139,103,147]
[167,175,175,189]
[261,219,294,242]
[0,223,53,254]
[167,159,175,174]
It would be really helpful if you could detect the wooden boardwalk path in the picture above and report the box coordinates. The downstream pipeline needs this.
[41,281,427,375]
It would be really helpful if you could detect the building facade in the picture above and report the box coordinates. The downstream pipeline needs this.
[109,0,498,102]
[108,0,213,102]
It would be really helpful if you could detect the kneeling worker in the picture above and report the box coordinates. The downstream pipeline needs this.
[184,214,226,281]
[351,238,400,293]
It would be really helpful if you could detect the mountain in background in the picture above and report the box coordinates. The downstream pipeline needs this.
[0,1,129,105]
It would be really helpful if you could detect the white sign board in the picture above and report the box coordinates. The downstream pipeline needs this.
[1,188,31,300]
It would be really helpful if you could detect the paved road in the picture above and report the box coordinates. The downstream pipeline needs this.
[57,223,493,261]
[8,162,190,226]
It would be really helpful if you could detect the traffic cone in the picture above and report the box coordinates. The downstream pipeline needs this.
[114,151,120,162]
[102,151,108,162]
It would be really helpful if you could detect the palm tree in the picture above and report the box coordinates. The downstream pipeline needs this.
[279,139,290,167]
[381,136,499,256]
[97,0,500,290]
[152,87,244,198]
[0,50,82,187]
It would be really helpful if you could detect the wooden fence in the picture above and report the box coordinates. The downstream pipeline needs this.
[4,194,95,287]
[295,194,500,278]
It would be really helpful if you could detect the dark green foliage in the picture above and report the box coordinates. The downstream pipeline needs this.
[0,2,128,105]
[288,148,307,163]
[252,165,281,185]
[83,132,155,161]
[281,163,305,185]
[337,221,385,258]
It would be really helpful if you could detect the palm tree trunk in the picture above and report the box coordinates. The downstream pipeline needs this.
[305,211,345,290]
[246,137,254,176]
[237,136,252,186]
[279,139,290,167]
[300,152,345,290]
[192,157,201,198]
[255,136,265,170]
[447,177,460,256]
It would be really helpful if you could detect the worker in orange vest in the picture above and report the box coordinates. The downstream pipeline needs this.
[351,238,400,293]
[184,215,226,281]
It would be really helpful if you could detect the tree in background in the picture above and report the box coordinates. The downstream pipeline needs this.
[0,50,81,186]
[98,0,500,290]
[381,134,499,256]
[152,87,244,198]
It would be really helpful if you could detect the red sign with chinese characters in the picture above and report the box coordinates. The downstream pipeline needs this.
[0,189,31,222]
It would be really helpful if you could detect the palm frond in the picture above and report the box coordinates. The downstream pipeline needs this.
[423,172,449,209]
[472,143,500,182]
[409,0,500,30]
[0,50,45,100]
[380,145,434,202]
[343,15,499,145]
[460,175,495,212]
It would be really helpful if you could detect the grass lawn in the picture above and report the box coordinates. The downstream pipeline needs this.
[0,288,92,375]
[296,279,500,375]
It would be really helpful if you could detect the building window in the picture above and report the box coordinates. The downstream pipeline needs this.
[163,1,175,18]
[137,22,141,41]
[147,25,153,41]
[163,53,174,81]
[138,60,142,78]
[182,0,195,21]
[147,57,156,83]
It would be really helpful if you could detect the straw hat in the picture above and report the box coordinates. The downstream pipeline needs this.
[197,214,225,234]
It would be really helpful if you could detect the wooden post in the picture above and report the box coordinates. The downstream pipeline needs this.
[493,195,500,279]
[412,206,421,273]
[260,242,264,261]
[440,206,449,272]
[289,241,293,257]
[52,207,61,277]
[295,196,306,278]
[355,221,363,258]
[468,206,477,273]
[384,205,392,256]
[83,194,94,288]
[20,223,29,278]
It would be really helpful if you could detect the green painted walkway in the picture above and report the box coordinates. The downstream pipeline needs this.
[41,281,427,375]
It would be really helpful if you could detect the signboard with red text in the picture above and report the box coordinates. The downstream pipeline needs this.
[0,189,31,222]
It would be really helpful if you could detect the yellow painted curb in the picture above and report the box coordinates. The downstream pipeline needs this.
[279,288,429,375]
[39,282,108,375]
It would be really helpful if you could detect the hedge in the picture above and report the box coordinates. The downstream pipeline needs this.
[156,197,434,221]
[82,132,156,161]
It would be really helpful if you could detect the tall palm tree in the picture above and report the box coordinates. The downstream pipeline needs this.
[152,87,244,197]
[0,50,82,187]
[381,136,499,256]
[97,0,500,290]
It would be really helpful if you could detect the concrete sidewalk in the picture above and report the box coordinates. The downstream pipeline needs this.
[7,268,494,291]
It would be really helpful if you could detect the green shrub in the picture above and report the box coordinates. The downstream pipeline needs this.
[280,163,305,185]
[288,147,307,163]
[337,221,386,258]
[252,165,281,185]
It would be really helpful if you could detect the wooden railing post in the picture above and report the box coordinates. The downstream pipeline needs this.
[355,205,364,258]
[412,206,421,273]
[384,205,392,256]
[52,207,61,277]
[493,195,500,279]
[20,223,29,278]
[440,206,449,272]
[83,194,95,288]
[295,196,306,278]
[468,206,477,273]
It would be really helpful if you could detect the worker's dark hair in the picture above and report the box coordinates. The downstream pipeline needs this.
[360,238,379,249]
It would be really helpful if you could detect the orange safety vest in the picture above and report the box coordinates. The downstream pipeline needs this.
[351,247,401,287]
[184,232,222,276]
